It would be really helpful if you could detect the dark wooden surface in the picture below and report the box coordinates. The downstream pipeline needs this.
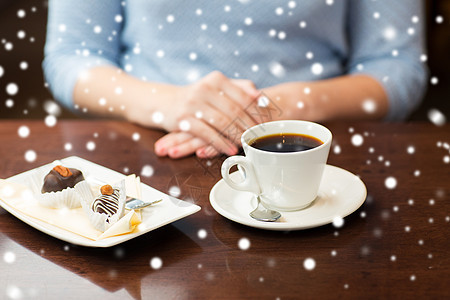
[0,120,449,299]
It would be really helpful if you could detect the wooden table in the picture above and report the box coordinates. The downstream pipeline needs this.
[0,120,449,299]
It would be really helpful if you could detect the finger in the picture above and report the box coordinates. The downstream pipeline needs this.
[197,103,246,146]
[196,145,219,158]
[180,116,238,156]
[211,72,256,109]
[204,72,258,127]
[154,132,194,156]
[193,90,257,139]
[181,73,257,139]
[242,92,279,124]
[213,93,257,132]
[231,79,260,98]
[167,136,207,159]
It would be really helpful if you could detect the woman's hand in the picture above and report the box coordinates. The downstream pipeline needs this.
[153,75,260,158]
[159,72,259,154]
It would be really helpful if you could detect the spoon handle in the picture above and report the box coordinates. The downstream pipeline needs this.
[125,198,162,210]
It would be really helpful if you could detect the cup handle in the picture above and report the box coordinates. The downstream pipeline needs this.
[221,156,261,195]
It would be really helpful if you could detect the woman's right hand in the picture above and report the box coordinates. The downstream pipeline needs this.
[134,71,260,155]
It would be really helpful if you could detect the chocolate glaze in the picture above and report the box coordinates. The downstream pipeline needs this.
[41,168,84,193]
[91,189,120,218]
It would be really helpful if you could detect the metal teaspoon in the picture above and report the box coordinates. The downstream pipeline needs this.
[249,196,281,222]
[125,197,162,210]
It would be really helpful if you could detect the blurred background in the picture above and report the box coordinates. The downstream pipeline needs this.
[0,0,449,122]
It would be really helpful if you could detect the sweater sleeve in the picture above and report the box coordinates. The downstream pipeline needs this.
[43,0,123,110]
[346,0,428,120]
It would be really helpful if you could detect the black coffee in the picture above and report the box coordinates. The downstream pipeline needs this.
[249,133,323,153]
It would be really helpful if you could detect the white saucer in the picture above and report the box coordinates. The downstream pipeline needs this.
[209,165,367,231]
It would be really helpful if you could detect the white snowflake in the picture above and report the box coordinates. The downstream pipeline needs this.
[156,50,165,58]
[238,237,251,250]
[269,61,285,78]
[333,145,341,154]
[45,115,57,127]
[311,63,323,75]
[3,251,16,263]
[86,141,96,151]
[179,120,191,131]
[44,101,62,116]
[141,165,154,177]
[17,9,26,18]
[197,229,207,239]
[19,61,28,70]
[24,150,37,162]
[385,176,397,189]
[428,108,446,126]
[303,258,316,270]
[168,186,181,197]
[93,25,102,34]
[132,132,140,141]
[362,99,377,114]
[5,42,13,51]
[17,30,26,39]
[150,257,163,269]
[18,126,30,138]
[166,15,175,23]
[383,27,397,40]
[6,83,19,95]
[351,134,364,147]
[332,216,344,228]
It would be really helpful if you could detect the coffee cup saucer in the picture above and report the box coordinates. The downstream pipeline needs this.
[209,165,367,231]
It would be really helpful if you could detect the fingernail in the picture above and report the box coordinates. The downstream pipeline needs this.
[206,147,216,156]
[227,146,238,156]
[168,147,179,158]
[155,144,166,156]
[203,147,211,156]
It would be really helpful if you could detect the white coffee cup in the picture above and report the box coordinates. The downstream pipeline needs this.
[221,120,332,211]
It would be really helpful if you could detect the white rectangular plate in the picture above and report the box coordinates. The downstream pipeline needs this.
[0,156,201,247]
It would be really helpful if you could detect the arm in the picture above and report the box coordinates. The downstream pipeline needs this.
[343,0,428,120]
[262,75,389,122]
[43,0,123,109]
[265,0,427,122]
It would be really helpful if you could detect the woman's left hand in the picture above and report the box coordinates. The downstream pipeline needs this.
[155,131,219,159]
